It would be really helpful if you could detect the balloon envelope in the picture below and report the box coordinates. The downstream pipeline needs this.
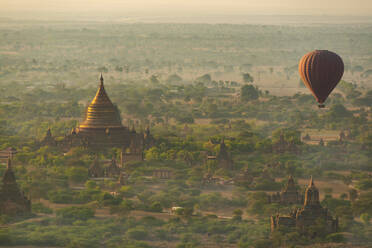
[299,50,344,105]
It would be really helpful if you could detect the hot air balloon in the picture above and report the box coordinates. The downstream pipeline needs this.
[298,50,344,108]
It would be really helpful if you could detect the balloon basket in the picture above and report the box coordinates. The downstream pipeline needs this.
[318,104,325,108]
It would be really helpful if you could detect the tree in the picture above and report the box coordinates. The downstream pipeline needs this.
[242,73,254,83]
[167,74,182,84]
[240,85,259,102]
[232,209,243,221]
[349,189,358,202]
[352,191,372,215]
[327,104,353,120]
[149,75,159,84]
[360,213,371,225]
[195,74,211,83]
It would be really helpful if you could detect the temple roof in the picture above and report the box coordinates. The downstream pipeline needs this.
[79,74,123,129]
[304,176,320,207]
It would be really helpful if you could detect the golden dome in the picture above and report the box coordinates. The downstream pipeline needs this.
[79,74,123,129]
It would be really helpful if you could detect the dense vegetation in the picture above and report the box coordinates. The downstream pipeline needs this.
[0,20,371,248]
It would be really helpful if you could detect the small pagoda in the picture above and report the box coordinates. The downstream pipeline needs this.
[217,139,233,169]
[0,158,31,216]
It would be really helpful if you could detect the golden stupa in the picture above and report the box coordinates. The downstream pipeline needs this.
[72,74,132,149]
[79,74,123,130]
[40,74,156,152]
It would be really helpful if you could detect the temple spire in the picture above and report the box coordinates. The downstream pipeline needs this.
[79,73,123,129]
[309,175,314,187]
[100,73,104,86]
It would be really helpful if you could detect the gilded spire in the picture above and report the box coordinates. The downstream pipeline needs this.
[100,73,104,86]
[79,74,123,129]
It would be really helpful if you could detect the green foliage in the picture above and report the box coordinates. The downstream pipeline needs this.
[241,84,259,102]
[31,202,53,214]
[66,167,88,183]
[360,213,371,225]
[355,179,372,190]
[149,201,163,212]
[321,196,350,212]
[126,227,149,241]
[0,229,11,245]
[352,192,372,216]
[242,73,254,83]
[326,233,346,243]
[56,206,95,223]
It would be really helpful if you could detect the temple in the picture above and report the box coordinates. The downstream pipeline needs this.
[269,176,304,205]
[0,158,31,216]
[40,74,155,152]
[271,177,338,237]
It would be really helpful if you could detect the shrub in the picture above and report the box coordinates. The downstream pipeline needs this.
[0,229,11,245]
[126,227,149,240]
[252,239,273,248]
[326,233,346,243]
[149,201,163,212]
[355,179,372,190]
[56,206,95,224]
[32,202,53,214]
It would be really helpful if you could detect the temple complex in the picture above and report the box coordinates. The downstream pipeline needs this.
[41,74,155,152]
[271,177,338,237]
[0,158,31,216]
[269,176,304,205]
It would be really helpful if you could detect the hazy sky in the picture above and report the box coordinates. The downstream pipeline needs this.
[2,0,372,16]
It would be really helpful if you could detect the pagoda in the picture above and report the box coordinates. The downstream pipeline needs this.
[41,74,156,152]
[71,73,132,148]
[217,139,233,169]
[0,158,31,216]
[40,75,126,150]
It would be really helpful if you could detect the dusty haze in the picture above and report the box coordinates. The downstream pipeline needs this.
[2,0,372,22]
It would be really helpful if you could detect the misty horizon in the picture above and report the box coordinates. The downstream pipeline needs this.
[2,0,372,24]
